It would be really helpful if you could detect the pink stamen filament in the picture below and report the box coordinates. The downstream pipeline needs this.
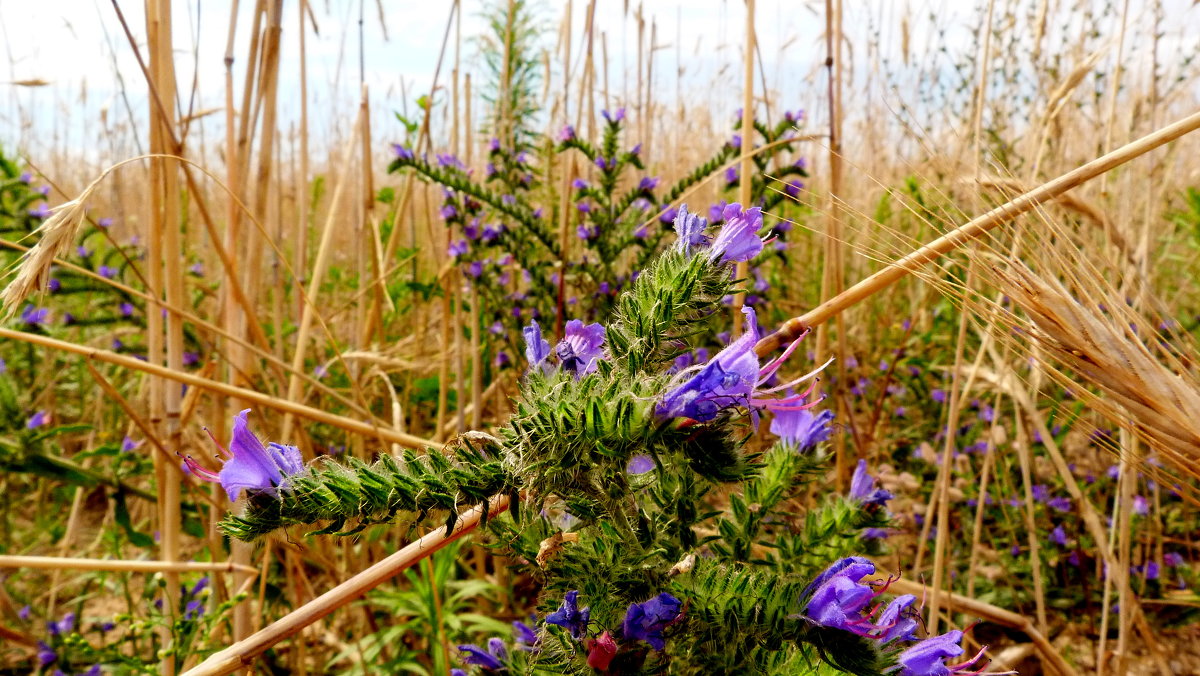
[947,645,988,672]
[758,331,810,380]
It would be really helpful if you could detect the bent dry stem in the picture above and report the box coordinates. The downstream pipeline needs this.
[755,108,1200,355]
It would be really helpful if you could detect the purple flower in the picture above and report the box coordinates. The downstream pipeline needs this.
[97,217,113,228]
[594,157,611,170]
[50,612,75,635]
[576,201,592,213]
[546,590,590,640]
[931,389,946,403]
[849,460,893,506]
[633,223,650,239]
[572,177,589,190]
[457,642,504,670]
[488,137,501,152]
[121,436,141,452]
[523,320,552,374]
[181,409,304,502]
[555,319,605,377]
[785,109,805,122]
[98,265,118,279]
[770,408,834,450]
[708,203,763,264]
[18,605,30,621]
[601,107,625,123]
[494,351,511,368]
[1165,552,1184,567]
[1133,495,1149,516]
[559,124,576,141]
[803,557,878,632]
[37,641,57,666]
[622,593,681,651]
[120,302,135,317]
[730,133,742,149]
[1047,496,1071,513]
[35,185,50,196]
[627,454,655,475]
[659,206,678,224]
[440,204,458,220]
[466,261,484,278]
[896,630,990,676]
[629,143,642,156]
[48,278,61,292]
[27,410,49,429]
[1051,525,1068,547]
[391,144,414,160]
[436,153,464,170]
[21,304,50,327]
[874,594,919,643]
[672,203,709,257]
[638,176,660,191]
[28,203,52,219]
[1144,561,1160,580]
[19,172,33,183]
[513,620,538,648]
[658,307,820,423]
[448,239,469,259]
[724,165,739,185]
[576,223,598,241]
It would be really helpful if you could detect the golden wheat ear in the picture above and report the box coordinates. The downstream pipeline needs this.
[0,195,91,318]
[991,263,1200,477]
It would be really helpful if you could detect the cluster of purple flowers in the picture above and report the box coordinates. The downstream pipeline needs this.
[803,557,1003,675]
[455,589,682,673]
[523,319,606,379]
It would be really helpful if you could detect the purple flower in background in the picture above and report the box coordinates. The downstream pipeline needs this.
[659,205,678,224]
[440,204,458,220]
[572,177,588,190]
[627,454,655,475]
[27,410,49,429]
[931,389,946,403]
[803,557,878,633]
[391,144,414,160]
[37,642,57,666]
[97,217,113,228]
[594,157,611,170]
[730,133,742,149]
[629,142,642,156]
[785,109,805,123]
[601,107,625,123]
[724,165,739,185]
[555,319,606,377]
[1051,525,1068,547]
[638,176,660,191]
[513,620,538,649]
[559,124,576,141]
[708,203,763,264]
[49,612,75,635]
[622,593,682,651]
[576,201,592,213]
[19,172,33,183]
[523,320,552,374]
[896,630,989,676]
[466,261,484,278]
[120,302,135,317]
[35,184,50,196]
[48,278,61,292]
[18,605,30,621]
[770,408,834,450]
[849,460,893,507]
[1132,495,1149,516]
[28,203,52,219]
[1165,552,1184,567]
[633,222,650,239]
[494,351,511,368]
[546,590,590,640]
[576,223,598,241]
[448,240,469,259]
[457,642,504,670]
[98,265,118,279]
[1047,496,1071,513]
[182,409,304,502]
[121,436,141,452]
[862,527,891,540]
[673,204,709,257]
[20,305,49,328]
[436,153,464,170]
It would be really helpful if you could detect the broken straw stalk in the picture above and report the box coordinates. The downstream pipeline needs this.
[178,109,1200,676]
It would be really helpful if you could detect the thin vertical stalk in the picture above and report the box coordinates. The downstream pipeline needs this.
[731,0,755,339]
[295,0,310,319]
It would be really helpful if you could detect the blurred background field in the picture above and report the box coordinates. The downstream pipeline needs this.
[1,1,1200,674]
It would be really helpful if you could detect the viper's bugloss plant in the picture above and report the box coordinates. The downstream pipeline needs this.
[214,208,1006,675]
